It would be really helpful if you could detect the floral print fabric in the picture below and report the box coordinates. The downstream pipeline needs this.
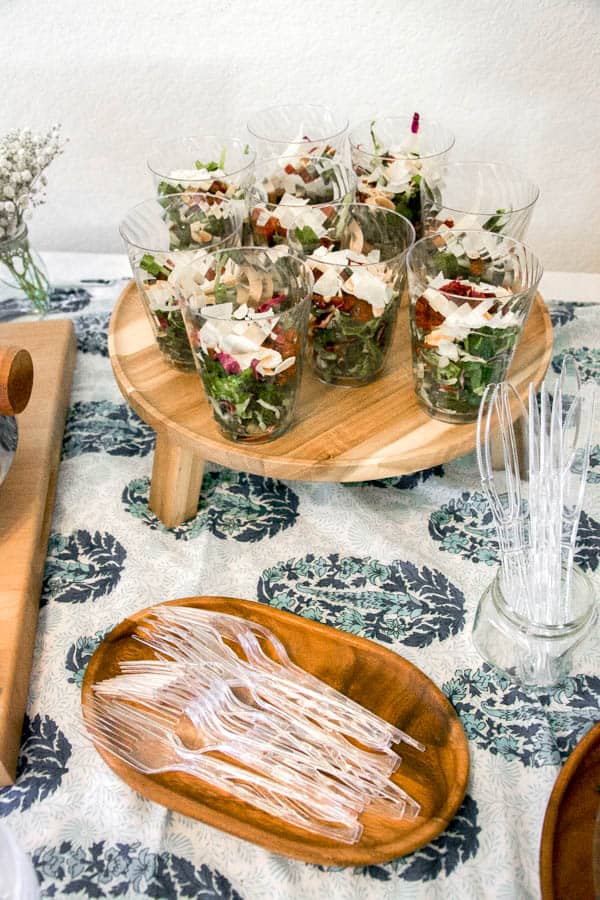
[0,276,598,899]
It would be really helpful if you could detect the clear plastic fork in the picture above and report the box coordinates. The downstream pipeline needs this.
[141,610,424,753]
[86,695,364,843]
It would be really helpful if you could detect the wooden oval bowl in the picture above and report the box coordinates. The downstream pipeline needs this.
[108,282,552,482]
[82,596,470,866]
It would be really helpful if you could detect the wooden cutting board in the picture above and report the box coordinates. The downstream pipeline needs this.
[0,319,76,785]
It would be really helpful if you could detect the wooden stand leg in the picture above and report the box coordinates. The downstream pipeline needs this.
[149,433,205,528]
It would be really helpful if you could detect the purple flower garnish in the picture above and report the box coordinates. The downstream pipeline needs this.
[411,112,420,134]
[215,352,241,375]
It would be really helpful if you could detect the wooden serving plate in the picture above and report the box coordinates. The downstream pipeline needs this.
[0,320,76,784]
[82,596,470,866]
[109,282,552,526]
[540,720,600,899]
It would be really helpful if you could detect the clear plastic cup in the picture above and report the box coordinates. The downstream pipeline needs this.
[420,161,539,241]
[247,104,348,161]
[147,136,256,199]
[173,246,313,442]
[407,229,543,422]
[248,155,355,249]
[120,192,245,371]
[349,114,454,236]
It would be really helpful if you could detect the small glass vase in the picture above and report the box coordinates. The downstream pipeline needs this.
[0,225,50,316]
[472,564,597,689]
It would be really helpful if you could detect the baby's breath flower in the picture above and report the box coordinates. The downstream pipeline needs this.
[0,124,66,235]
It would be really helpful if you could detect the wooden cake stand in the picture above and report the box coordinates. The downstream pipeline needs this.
[109,282,553,528]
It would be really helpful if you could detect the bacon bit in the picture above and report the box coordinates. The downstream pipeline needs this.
[215,352,241,375]
[272,327,299,357]
[411,112,420,134]
[205,267,216,280]
[414,295,444,331]
[284,163,296,175]
[251,208,286,240]
[298,167,312,184]
[210,179,229,193]
[257,294,285,313]
[347,296,374,322]
[442,219,455,228]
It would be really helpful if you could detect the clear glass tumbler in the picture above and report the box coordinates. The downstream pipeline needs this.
[288,203,415,386]
[420,161,540,240]
[247,104,348,161]
[173,246,313,442]
[248,155,355,249]
[120,193,245,371]
[147,136,256,199]
[407,229,543,423]
[349,114,455,236]
[472,564,597,689]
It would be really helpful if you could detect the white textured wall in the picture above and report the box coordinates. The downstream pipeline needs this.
[2,0,599,272]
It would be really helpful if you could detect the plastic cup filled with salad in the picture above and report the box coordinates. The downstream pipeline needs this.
[287,202,415,386]
[120,193,245,371]
[248,155,355,250]
[247,104,348,161]
[407,230,543,423]
[172,246,313,442]
[147,136,256,200]
[349,114,454,237]
[420,161,540,241]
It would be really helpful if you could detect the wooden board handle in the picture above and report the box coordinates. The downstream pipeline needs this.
[0,346,34,415]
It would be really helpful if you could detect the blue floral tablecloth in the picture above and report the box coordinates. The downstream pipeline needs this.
[0,275,599,900]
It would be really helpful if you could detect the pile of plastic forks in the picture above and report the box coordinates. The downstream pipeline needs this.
[477,357,595,625]
[87,606,424,843]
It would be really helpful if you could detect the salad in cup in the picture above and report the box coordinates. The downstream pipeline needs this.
[248,155,355,251]
[147,136,256,200]
[247,104,348,160]
[407,230,543,422]
[420,161,540,241]
[173,247,312,442]
[288,203,415,385]
[120,193,245,371]
[349,114,454,237]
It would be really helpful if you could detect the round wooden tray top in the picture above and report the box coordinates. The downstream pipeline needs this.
[109,282,552,482]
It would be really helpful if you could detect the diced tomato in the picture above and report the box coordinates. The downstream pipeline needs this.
[440,279,496,299]
[414,296,444,331]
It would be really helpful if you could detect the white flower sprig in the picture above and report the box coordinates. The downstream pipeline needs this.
[0,125,66,241]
